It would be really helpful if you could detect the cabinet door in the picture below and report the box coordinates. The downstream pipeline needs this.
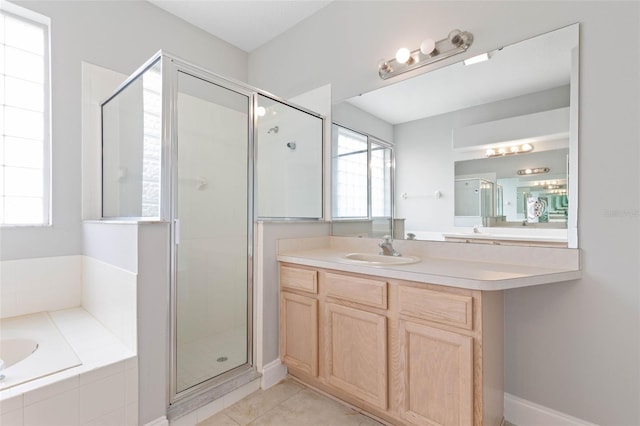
[280,292,318,376]
[398,320,473,426]
[325,303,387,410]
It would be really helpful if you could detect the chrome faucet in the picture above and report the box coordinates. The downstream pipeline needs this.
[379,236,401,257]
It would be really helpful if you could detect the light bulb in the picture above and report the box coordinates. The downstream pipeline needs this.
[525,169,532,174]
[377,59,391,73]
[256,106,266,117]
[420,38,436,55]
[498,147,506,155]
[395,47,411,64]
[448,29,462,46]
[510,146,519,153]
[521,143,533,152]
[486,148,496,157]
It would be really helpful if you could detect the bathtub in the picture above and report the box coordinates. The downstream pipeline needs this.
[0,308,138,426]
[0,312,81,391]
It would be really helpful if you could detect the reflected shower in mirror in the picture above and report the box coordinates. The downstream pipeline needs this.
[256,94,324,219]
[331,24,579,247]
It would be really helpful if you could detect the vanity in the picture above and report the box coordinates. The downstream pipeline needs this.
[276,236,581,426]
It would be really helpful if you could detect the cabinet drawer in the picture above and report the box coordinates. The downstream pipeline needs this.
[398,286,473,330]
[324,272,387,309]
[280,265,318,294]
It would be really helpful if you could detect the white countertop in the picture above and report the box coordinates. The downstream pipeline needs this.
[277,241,581,291]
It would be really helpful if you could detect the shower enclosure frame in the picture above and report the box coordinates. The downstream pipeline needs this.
[163,53,259,405]
[100,51,327,411]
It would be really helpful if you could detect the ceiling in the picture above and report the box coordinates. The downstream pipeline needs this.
[147,0,332,52]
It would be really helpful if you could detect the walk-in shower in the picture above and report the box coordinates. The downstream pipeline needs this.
[101,52,257,408]
[100,51,325,416]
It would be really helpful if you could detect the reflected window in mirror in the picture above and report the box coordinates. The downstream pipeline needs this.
[331,124,394,237]
[332,126,368,218]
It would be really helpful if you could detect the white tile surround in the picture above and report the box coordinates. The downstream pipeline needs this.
[0,256,82,319]
[82,256,137,352]
[0,256,138,426]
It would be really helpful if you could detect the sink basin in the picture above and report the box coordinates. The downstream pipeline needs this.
[343,253,420,266]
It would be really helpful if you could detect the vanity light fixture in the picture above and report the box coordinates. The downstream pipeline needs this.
[378,29,474,80]
[517,167,550,175]
[485,142,533,157]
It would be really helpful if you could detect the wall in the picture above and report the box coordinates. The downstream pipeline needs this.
[1,0,247,261]
[332,101,394,143]
[249,2,640,425]
[255,221,331,370]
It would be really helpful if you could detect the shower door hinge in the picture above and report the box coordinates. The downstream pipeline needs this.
[174,219,180,245]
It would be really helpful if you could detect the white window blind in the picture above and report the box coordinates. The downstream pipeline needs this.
[0,5,50,225]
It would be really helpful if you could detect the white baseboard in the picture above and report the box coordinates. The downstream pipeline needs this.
[504,393,599,426]
[261,359,288,390]
[144,416,169,426]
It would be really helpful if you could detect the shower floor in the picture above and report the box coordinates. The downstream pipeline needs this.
[177,325,247,393]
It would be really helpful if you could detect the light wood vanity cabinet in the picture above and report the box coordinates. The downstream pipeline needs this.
[322,271,389,410]
[279,263,504,426]
[279,265,319,377]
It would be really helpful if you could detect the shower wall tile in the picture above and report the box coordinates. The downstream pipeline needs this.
[0,256,82,319]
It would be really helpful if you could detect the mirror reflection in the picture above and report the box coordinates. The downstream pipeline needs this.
[454,148,569,227]
[332,24,578,246]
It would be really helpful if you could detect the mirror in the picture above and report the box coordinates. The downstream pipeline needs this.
[331,24,579,247]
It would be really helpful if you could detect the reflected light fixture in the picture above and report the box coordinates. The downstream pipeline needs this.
[517,167,550,176]
[378,29,474,80]
[485,143,533,157]
[463,52,490,66]
[256,106,266,117]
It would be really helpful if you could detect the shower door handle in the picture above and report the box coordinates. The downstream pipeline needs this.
[174,219,181,245]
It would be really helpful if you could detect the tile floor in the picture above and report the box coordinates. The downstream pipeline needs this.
[196,378,519,426]
[196,379,384,426]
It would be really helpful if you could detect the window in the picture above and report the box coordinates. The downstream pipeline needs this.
[0,5,50,225]
[332,124,393,220]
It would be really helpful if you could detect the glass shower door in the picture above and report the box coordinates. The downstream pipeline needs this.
[174,71,250,394]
